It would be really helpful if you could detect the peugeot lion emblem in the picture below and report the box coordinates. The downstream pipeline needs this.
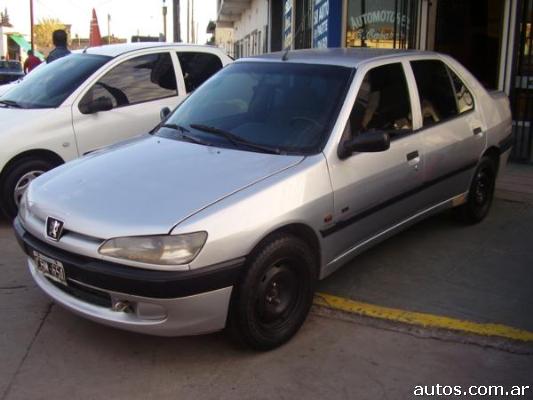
[46,217,64,241]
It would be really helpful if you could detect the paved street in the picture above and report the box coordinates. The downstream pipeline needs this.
[319,199,533,331]
[2,183,533,398]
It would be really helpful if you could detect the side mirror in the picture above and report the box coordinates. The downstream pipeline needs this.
[338,131,390,159]
[79,96,113,114]
[160,106,171,121]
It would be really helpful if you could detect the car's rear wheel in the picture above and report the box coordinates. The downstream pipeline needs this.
[457,156,497,224]
[0,158,57,220]
[228,233,317,350]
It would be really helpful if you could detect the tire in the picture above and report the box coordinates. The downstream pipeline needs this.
[457,156,497,224]
[228,233,318,351]
[0,157,57,220]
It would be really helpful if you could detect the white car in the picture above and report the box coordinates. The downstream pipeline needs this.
[0,43,232,218]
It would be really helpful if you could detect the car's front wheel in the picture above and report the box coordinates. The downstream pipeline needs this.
[228,233,317,350]
[457,156,497,224]
[0,157,57,220]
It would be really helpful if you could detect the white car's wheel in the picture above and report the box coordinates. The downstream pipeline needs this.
[1,158,57,220]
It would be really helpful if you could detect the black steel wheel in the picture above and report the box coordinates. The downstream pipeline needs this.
[457,156,497,224]
[228,233,317,351]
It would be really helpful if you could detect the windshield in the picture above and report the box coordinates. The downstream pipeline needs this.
[158,62,353,154]
[0,53,110,109]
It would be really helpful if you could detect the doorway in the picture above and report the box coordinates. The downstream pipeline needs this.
[433,0,505,89]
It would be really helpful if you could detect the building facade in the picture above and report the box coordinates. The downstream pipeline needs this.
[218,0,532,162]
[217,0,269,58]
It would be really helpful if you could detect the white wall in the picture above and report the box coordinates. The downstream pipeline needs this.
[0,27,10,59]
[233,0,268,57]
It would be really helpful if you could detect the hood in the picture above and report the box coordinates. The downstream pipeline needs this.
[0,82,19,97]
[27,135,304,238]
[0,106,58,134]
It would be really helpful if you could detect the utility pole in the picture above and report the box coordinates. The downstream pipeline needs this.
[172,0,181,42]
[107,14,111,44]
[162,0,167,41]
[29,0,34,51]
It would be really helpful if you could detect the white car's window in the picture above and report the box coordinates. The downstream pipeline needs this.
[80,52,177,111]
[448,68,474,114]
[350,63,412,137]
[177,52,223,93]
[410,60,459,127]
[0,54,110,109]
[157,62,353,155]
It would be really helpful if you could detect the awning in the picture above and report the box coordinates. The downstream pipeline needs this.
[8,33,45,60]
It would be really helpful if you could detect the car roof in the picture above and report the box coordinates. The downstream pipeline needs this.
[79,42,225,58]
[238,48,439,68]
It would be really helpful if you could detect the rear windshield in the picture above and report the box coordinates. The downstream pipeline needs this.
[0,54,110,109]
[159,62,353,155]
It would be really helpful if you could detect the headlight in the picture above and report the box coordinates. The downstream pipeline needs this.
[98,232,207,265]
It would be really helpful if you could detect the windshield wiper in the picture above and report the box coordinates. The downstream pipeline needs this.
[160,123,210,146]
[161,123,190,133]
[0,99,23,108]
[190,124,281,154]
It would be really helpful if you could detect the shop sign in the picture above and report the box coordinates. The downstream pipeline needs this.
[349,9,410,41]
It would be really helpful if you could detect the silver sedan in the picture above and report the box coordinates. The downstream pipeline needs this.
[15,48,512,350]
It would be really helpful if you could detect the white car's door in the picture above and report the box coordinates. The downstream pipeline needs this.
[71,51,185,155]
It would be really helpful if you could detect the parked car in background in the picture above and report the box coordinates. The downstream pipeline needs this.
[0,60,24,85]
[14,49,512,350]
[0,43,232,218]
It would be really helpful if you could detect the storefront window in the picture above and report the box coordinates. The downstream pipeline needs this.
[346,0,418,49]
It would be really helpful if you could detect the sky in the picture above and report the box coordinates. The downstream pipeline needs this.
[1,0,217,43]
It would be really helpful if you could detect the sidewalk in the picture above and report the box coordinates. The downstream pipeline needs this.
[496,162,533,204]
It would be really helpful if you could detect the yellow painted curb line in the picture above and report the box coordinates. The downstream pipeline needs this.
[314,293,533,342]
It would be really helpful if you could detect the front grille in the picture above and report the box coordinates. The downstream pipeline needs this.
[47,278,112,308]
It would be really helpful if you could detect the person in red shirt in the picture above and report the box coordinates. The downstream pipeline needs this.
[23,50,41,74]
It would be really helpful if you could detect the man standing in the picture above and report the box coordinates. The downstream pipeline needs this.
[23,50,41,73]
[46,29,71,63]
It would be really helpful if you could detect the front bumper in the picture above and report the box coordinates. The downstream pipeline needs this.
[14,218,245,336]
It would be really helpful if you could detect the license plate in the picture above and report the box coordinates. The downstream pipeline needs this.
[33,250,67,286]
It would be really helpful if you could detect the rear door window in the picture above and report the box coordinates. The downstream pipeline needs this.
[350,63,412,137]
[80,52,177,110]
[177,52,223,93]
[410,60,459,127]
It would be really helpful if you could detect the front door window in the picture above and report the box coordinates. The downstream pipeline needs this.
[79,52,177,112]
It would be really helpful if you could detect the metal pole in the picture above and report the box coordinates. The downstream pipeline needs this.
[162,1,168,41]
[191,0,195,43]
[29,0,34,51]
[173,0,181,42]
[187,0,190,42]
[107,14,111,44]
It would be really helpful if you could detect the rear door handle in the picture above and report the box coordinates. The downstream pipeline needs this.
[473,127,483,135]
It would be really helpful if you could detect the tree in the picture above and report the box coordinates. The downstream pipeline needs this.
[34,18,66,48]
